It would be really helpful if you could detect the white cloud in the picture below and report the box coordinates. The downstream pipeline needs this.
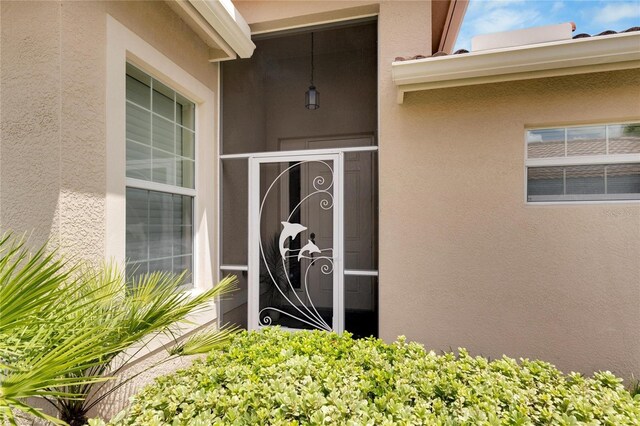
[473,0,527,12]
[472,7,542,34]
[551,1,564,13]
[593,2,640,25]
[462,1,542,37]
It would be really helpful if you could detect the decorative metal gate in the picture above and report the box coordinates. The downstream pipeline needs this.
[248,153,344,332]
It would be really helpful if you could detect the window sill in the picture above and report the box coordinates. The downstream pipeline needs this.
[526,199,640,206]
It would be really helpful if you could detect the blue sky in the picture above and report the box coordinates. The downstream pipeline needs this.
[454,0,640,51]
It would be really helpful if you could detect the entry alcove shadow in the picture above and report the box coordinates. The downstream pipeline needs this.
[219,19,379,339]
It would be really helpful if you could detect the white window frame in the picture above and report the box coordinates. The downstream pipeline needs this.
[524,120,640,205]
[106,15,217,296]
[124,60,197,285]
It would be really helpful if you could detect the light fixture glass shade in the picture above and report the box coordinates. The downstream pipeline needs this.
[305,85,319,110]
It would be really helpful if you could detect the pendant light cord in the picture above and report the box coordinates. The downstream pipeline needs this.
[310,32,314,86]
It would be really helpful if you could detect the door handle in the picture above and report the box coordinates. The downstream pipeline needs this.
[310,233,316,261]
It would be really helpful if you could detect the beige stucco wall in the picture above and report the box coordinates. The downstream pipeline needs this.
[379,69,640,380]
[1,0,217,261]
[1,2,66,252]
[3,2,639,424]
[234,1,639,380]
[1,1,221,422]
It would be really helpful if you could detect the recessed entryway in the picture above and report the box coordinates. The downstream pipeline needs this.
[219,19,378,338]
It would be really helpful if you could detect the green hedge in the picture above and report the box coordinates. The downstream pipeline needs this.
[105,328,640,425]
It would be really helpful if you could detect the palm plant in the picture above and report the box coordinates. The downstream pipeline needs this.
[0,234,237,425]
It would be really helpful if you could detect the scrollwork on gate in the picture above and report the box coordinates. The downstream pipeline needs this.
[258,161,334,331]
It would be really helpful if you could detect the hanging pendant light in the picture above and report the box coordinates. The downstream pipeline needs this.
[305,32,320,110]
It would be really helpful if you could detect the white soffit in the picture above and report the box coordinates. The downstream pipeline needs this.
[187,0,256,59]
[392,32,640,103]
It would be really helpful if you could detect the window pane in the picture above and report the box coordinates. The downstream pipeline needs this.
[126,188,194,288]
[567,126,606,157]
[607,164,640,194]
[126,103,150,144]
[173,195,193,257]
[126,64,151,108]
[126,75,150,109]
[126,261,148,283]
[177,127,195,159]
[608,123,640,154]
[126,140,152,181]
[149,257,172,274]
[527,128,564,158]
[177,159,195,189]
[148,194,173,259]
[173,226,193,256]
[149,191,172,226]
[152,115,174,153]
[152,149,175,185]
[126,188,148,261]
[527,167,564,199]
[173,194,193,226]
[528,164,640,202]
[173,255,193,283]
[176,93,195,130]
[152,80,175,120]
[565,165,604,194]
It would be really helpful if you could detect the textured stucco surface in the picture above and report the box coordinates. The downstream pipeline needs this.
[1,0,217,261]
[1,1,220,422]
[59,1,108,260]
[239,0,640,381]
[378,69,640,380]
[3,1,640,423]
[1,2,63,249]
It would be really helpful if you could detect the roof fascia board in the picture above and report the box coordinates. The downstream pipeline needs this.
[439,0,469,53]
[167,0,237,61]
[188,0,256,58]
[393,32,640,103]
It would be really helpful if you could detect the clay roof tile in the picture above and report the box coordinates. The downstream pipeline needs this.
[572,33,591,39]
[397,26,638,61]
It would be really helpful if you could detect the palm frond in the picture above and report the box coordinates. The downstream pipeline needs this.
[169,323,239,356]
[1,232,239,425]
[0,234,74,331]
